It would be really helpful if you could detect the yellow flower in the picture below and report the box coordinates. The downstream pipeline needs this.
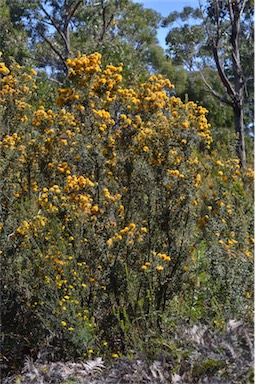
[107,238,113,247]
[156,265,164,271]
[30,68,37,76]
[112,353,119,358]
[60,139,68,146]
[182,120,189,129]
[195,173,201,182]
[91,205,100,213]
[61,321,67,327]
[0,62,10,74]
[168,169,179,177]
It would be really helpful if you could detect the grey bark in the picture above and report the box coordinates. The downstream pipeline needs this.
[211,0,248,167]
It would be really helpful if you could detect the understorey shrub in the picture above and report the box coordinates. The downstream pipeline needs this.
[0,53,253,375]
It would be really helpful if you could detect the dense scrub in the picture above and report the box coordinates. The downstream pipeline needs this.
[0,53,253,376]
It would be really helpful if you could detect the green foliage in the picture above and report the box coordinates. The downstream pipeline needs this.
[180,69,233,129]
[0,0,30,66]
[5,0,186,85]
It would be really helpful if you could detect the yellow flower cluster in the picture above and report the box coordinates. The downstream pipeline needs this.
[65,175,94,191]
[1,133,21,150]
[0,62,36,130]
[0,61,10,75]
[16,220,30,236]
[139,76,174,111]
[56,53,214,174]
[93,109,112,121]
[118,87,140,105]
[32,106,56,127]
[66,52,102,83]
[153,252,171,262]
[57,162,71,174]
[56,88,79,107]
[141,261,151,270]
[37,186,67,214]
[103,188,121,202]
[91,64,123,98]
[167,169,184,178]
[141,251,171,272]
[107,223,146,247]
[42,175,94,214]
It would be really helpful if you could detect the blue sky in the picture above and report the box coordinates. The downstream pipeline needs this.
[134,0,200,50]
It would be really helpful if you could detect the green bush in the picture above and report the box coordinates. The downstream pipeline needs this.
[0,54,253,375]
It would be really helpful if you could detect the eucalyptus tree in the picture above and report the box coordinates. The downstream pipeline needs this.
[163,0,254,167]
[7,0,100,76]
[6,0,183,84]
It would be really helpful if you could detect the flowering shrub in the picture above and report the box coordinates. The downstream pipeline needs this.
[0,52,253,372]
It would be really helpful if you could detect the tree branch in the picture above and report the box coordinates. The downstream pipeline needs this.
[37,31,68,74]
[240,0,248,18]
[228,0,235,26]
[98,0,117,42]
[39,4,71,57]
[39,4,65,42]
[213,44,236,100]
[65,0,83,30]
[199,70,234,107]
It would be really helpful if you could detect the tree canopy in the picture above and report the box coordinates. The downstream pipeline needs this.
[163,0,254,165]
[4,0,184,85]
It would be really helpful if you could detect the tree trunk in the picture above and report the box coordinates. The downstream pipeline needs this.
[229,0,246,167]
[210,0,247,167]
[233,103,246,168]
